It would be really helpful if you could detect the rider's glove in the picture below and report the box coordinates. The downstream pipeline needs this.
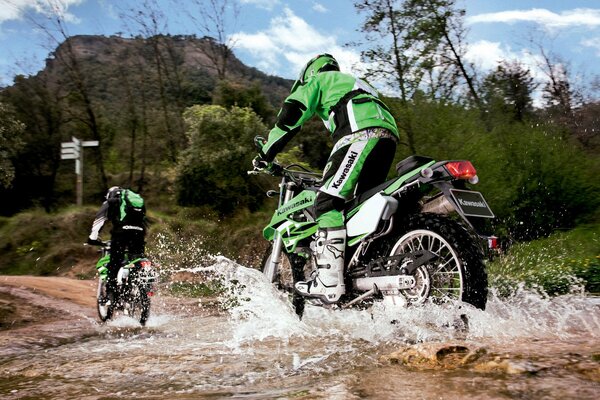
[87,237,102,246]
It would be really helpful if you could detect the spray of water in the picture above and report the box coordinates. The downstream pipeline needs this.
[144,233,599,349]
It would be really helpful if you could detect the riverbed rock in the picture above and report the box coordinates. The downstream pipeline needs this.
[381,342,488,370]
[472,357,545,375]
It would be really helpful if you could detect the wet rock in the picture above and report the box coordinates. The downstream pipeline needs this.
[0,298,19,330]
[381,342,487,370]
[568,360,600,382]
[472,358,544,375]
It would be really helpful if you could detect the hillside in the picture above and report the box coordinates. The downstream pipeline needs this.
[0,34,294,214]
[44,34,292,110]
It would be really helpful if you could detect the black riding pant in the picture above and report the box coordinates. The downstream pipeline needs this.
[108,231,145,283]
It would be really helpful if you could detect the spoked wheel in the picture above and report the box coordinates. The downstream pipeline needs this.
[126,285,151,326]
[137,287,151,326]
[387,214,488,309]
[97,279,114,322]
[139,296,151,326]
[261,248,311,318]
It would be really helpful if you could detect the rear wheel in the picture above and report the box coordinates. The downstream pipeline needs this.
[261,248,311,318]
[382,214,488,309]
[127,284,151,326]
[139,290,151,326]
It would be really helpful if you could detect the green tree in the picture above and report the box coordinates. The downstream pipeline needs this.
[25,1,110,189]
[354,0,482,151]
[0,74,65,213]
[481,60,537,123]
[0,102,25,189]
[211,80,275,123]
[176,105,266,214]
[466,122,600,241]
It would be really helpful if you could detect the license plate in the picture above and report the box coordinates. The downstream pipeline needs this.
[450,189,495,218]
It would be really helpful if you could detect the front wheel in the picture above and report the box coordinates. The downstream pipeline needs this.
[382,214,488,309]
[97,279,114,322]
[260,247,310,318]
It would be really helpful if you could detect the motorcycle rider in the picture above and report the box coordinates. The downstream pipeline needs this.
[87,186,147,293]
[253,54,400,304]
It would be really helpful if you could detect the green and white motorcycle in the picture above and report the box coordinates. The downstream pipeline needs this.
[91,241,157,326]
[252,141,495,318]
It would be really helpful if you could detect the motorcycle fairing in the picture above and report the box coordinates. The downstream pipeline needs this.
[263,189,317,241]
[276,220,319,253]
[96,253,110,269]
[346,192,398,245]
[263,158,438,252]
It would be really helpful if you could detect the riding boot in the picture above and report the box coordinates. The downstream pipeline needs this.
[105,267,119,302]
[295,227,346,304]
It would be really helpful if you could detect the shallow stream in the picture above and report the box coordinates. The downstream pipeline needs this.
[1,258,598,399]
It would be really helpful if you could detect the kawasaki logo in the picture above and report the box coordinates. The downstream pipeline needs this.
[331,151,358,189]
[458,198,486,208]
[277,197,312,216]
[123,225,144,231]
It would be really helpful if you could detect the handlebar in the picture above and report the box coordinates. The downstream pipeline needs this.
[85,239,110,248]
[250,135,321,186]
[248,162,322,186]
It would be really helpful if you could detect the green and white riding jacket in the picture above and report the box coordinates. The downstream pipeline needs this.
[260,71,399,161]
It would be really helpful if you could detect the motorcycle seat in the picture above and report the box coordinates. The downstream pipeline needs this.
[344,155,434,212]
[345,180,395,211]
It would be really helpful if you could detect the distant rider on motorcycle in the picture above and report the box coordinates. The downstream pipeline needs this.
[87,186,147,293]
[252,54,400,304]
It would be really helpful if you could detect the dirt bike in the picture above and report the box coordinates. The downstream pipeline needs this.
[251,139,495,318]
[90,241,157,326]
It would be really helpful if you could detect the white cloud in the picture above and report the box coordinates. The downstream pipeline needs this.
[240,0,279,11]
[465,39,554,107]
[467,8,600,29]
[0,0,84,24]
[465,40,507,71]
[231,7,361,78]
[465,40,545,79]
[312,3,328,13]
[582,37,600,57]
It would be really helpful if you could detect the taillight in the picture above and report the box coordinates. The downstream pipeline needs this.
[445,161,477,180]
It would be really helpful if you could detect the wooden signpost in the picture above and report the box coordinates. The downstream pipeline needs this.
[60,136,99,206]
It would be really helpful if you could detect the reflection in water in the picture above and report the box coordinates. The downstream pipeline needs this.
[1,257,598,399]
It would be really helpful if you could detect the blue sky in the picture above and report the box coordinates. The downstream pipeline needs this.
[1,0,599,98]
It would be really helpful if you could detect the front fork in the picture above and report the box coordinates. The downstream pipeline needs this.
[264,181,297,283]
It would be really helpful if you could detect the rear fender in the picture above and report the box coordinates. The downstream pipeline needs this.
[425,181,495,237]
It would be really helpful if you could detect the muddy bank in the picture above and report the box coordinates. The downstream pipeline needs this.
[0,276,220,356]
[0,276,98,355]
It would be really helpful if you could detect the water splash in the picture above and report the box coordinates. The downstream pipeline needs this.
[144,232,599,347]
[203,257,600,347]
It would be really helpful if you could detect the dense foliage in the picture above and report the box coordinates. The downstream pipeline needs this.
[176,105,266,214]
[0,102,25,188]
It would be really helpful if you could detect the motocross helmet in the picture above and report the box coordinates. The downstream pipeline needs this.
[291,53,340,91]
[106,186,121,200]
